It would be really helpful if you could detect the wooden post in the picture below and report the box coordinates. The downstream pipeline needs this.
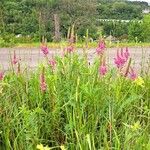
[54,14,61,42]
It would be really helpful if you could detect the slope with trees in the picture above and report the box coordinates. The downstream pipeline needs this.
[0,0,150,45]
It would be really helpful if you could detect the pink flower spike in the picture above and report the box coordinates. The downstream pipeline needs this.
[40,69,47,92]
[124,47,130,61]
[66,45,74,53]
[0,71,4,80]
[98,40,105,50]
[99,61,107,76]
[96,40,106,55]
[41,44,49,56]
[114,51,123,68]
[114,48,129,69]
[12,51,18,65]
[49,57,56,70]
[129,67,137,80]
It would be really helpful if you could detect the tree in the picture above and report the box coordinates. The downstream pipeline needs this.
[142,14,150,42]
[0,0,149,43]
[59,0,98,37]
[97,1,143,20]
[128,21,143,42]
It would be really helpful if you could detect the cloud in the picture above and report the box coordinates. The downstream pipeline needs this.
[129,0,150,3]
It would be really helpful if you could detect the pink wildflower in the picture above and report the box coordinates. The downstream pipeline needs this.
[41,44,49,56]
[96,40,106,55]
[12,51,18,65]
[49,57,56,70]
[40,69,47,92]
[114,48,130,68]
[114,50,125,68]
[129,67,137,80]
[66,45,74,53]
[99,61,107,76]
[0,71,4,80]
[124,47,130,61]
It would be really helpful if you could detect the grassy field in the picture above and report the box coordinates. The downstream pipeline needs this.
[1,41,150,49]
[0,42,150,150]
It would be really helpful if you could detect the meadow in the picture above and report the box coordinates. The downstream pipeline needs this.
[0,40,150,150]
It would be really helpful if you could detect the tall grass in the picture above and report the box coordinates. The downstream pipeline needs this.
[0,46,150,150]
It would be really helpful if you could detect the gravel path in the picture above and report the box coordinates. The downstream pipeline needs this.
[0,47,150,71]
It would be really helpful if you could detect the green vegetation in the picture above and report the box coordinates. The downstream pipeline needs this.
[0,0,150,47]
[0,1,150,149]
[97,0,144,19]
[0,43,150,149]
[6,41,150,49]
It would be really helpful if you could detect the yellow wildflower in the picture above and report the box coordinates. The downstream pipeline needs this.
[131,121,141,131]
[134,76,144,87]
[60,145,66,150]
[37,144,50,150]
[37,144,44,150]
[44,146,50,150]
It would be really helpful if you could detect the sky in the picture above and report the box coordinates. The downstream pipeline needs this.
[129,0,150,4]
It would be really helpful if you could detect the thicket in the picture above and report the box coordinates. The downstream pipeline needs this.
[0,0,150,46]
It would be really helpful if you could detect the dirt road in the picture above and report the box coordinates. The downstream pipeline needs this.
[0,47,150,71]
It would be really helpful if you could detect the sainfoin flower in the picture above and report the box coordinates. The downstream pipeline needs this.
[114,48,130,68]
[40,69,47,92]
[128,67,144,87]
[124,47,130,61]
[49,57,56,70]
[99,61,107,76]
[41,44,49,56]
[66,45,74,53]
[129,67,137,80]
[12,51,18,65]
[96,40,106,55]
[0,71,4,80]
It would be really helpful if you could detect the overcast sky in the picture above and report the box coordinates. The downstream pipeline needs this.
[129,0,150,3]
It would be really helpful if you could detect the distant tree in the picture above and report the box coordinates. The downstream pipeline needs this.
[142,14,150,42]
[0,1,5,33]
[97,1,143,20]
[113,21,128,38]
[59,0,98,38]
[0,0,149,43]
[112,2,142,20]
[128,21,143,42]
[102,21,128,39]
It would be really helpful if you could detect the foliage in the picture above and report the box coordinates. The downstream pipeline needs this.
[142,14,150,42]
[102,21,128,38]
[97,1,143,20]
[128,21,144,42]
[0,0,150,45]
[0,44,150,149]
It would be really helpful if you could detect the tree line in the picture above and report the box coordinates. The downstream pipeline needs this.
[0,0,150,45]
